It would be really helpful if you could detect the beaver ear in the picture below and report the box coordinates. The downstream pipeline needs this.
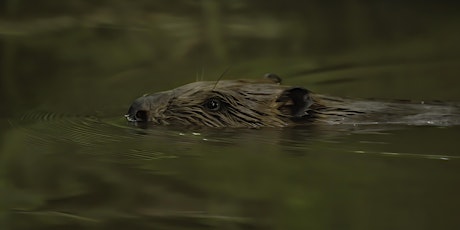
[264,73,282,84]
[278,87,313,118]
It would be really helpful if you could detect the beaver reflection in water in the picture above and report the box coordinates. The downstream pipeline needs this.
[126,74,460,128]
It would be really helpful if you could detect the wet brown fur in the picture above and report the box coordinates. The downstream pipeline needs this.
[126,76,460,127]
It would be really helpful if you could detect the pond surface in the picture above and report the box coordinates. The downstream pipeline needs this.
[1,2,460,230]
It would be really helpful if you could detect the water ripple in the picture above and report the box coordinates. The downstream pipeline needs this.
[8,110,210,161]
[352,150,458,160]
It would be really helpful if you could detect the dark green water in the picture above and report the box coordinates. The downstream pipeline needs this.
[1,2,460,230]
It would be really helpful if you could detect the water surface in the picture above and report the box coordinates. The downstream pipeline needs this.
[1,2,460,230]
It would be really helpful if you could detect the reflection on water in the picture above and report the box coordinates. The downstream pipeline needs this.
[2,112,460,229]
[2,1,460,230]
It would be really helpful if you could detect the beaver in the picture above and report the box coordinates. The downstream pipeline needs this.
[126,74,460,128]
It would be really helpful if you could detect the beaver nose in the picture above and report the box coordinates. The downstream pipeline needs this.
[126,91,173,122]
[126,96,151,122]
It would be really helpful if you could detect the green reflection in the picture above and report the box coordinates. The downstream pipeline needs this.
[1,1,460,229]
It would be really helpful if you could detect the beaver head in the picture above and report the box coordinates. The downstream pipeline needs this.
[126,75,315,128]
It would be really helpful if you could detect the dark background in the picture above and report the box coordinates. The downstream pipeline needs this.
[1,1,460,117]
[1,2,460,230]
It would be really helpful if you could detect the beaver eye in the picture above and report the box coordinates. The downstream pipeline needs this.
[204,98,222,111]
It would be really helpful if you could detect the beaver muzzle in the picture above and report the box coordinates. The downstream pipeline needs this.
[125,96,150,122]
[125,91,173,122]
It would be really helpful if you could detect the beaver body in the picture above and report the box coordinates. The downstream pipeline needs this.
[126,76,460,128]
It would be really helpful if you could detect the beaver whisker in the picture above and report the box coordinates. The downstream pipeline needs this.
[212,66,231,91]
